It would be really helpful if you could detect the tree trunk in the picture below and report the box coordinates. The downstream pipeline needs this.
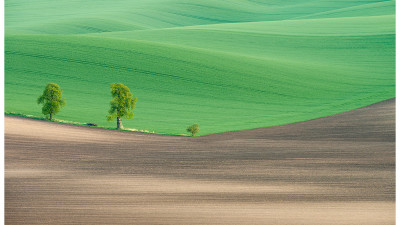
[49,114,53,121]
[117,117,123,129]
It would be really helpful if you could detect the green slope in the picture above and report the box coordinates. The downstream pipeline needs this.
[6,0,394,34]
[95,15,394,64]
[5,0,395,135]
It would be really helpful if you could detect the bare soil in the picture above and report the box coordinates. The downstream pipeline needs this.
[5,99,395,224]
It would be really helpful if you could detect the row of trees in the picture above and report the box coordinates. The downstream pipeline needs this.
[37,83,199,136]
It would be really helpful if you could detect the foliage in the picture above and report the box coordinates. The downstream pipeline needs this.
[37,83,66,120]
[187,124,199,136]
[107,83,137,128]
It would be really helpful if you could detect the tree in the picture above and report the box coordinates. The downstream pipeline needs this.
[107,83,137,129]
[37,82,66,121]
[187,124,199,136]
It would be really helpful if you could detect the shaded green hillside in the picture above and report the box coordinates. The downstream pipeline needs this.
[6,0,394,34]
[5,0,395,135]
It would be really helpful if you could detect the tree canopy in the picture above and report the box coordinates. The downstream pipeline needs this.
[187,124,199,136]
[37,82,66,121]
[107,83,137,129]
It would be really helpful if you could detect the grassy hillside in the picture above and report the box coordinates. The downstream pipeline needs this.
[5,0,395,135]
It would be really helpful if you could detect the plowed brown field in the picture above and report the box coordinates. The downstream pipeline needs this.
[5,99,395,224]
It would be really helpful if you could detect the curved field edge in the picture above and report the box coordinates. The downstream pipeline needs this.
[5,33,394,136]
[3,112,182,136]
[4,97,396,138]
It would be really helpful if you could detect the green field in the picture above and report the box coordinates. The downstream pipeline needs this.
[5,0,395,136]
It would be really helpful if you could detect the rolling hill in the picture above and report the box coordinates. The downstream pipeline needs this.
[5,0,395,135]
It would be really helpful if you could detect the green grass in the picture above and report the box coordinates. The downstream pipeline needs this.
[5,0,395,136]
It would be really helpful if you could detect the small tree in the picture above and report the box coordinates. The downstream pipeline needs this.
[37,82,66,121]
[107,83,137,129]
[187,124,199,136]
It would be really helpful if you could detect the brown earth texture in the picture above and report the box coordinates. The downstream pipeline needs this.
[5,98,395,224]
